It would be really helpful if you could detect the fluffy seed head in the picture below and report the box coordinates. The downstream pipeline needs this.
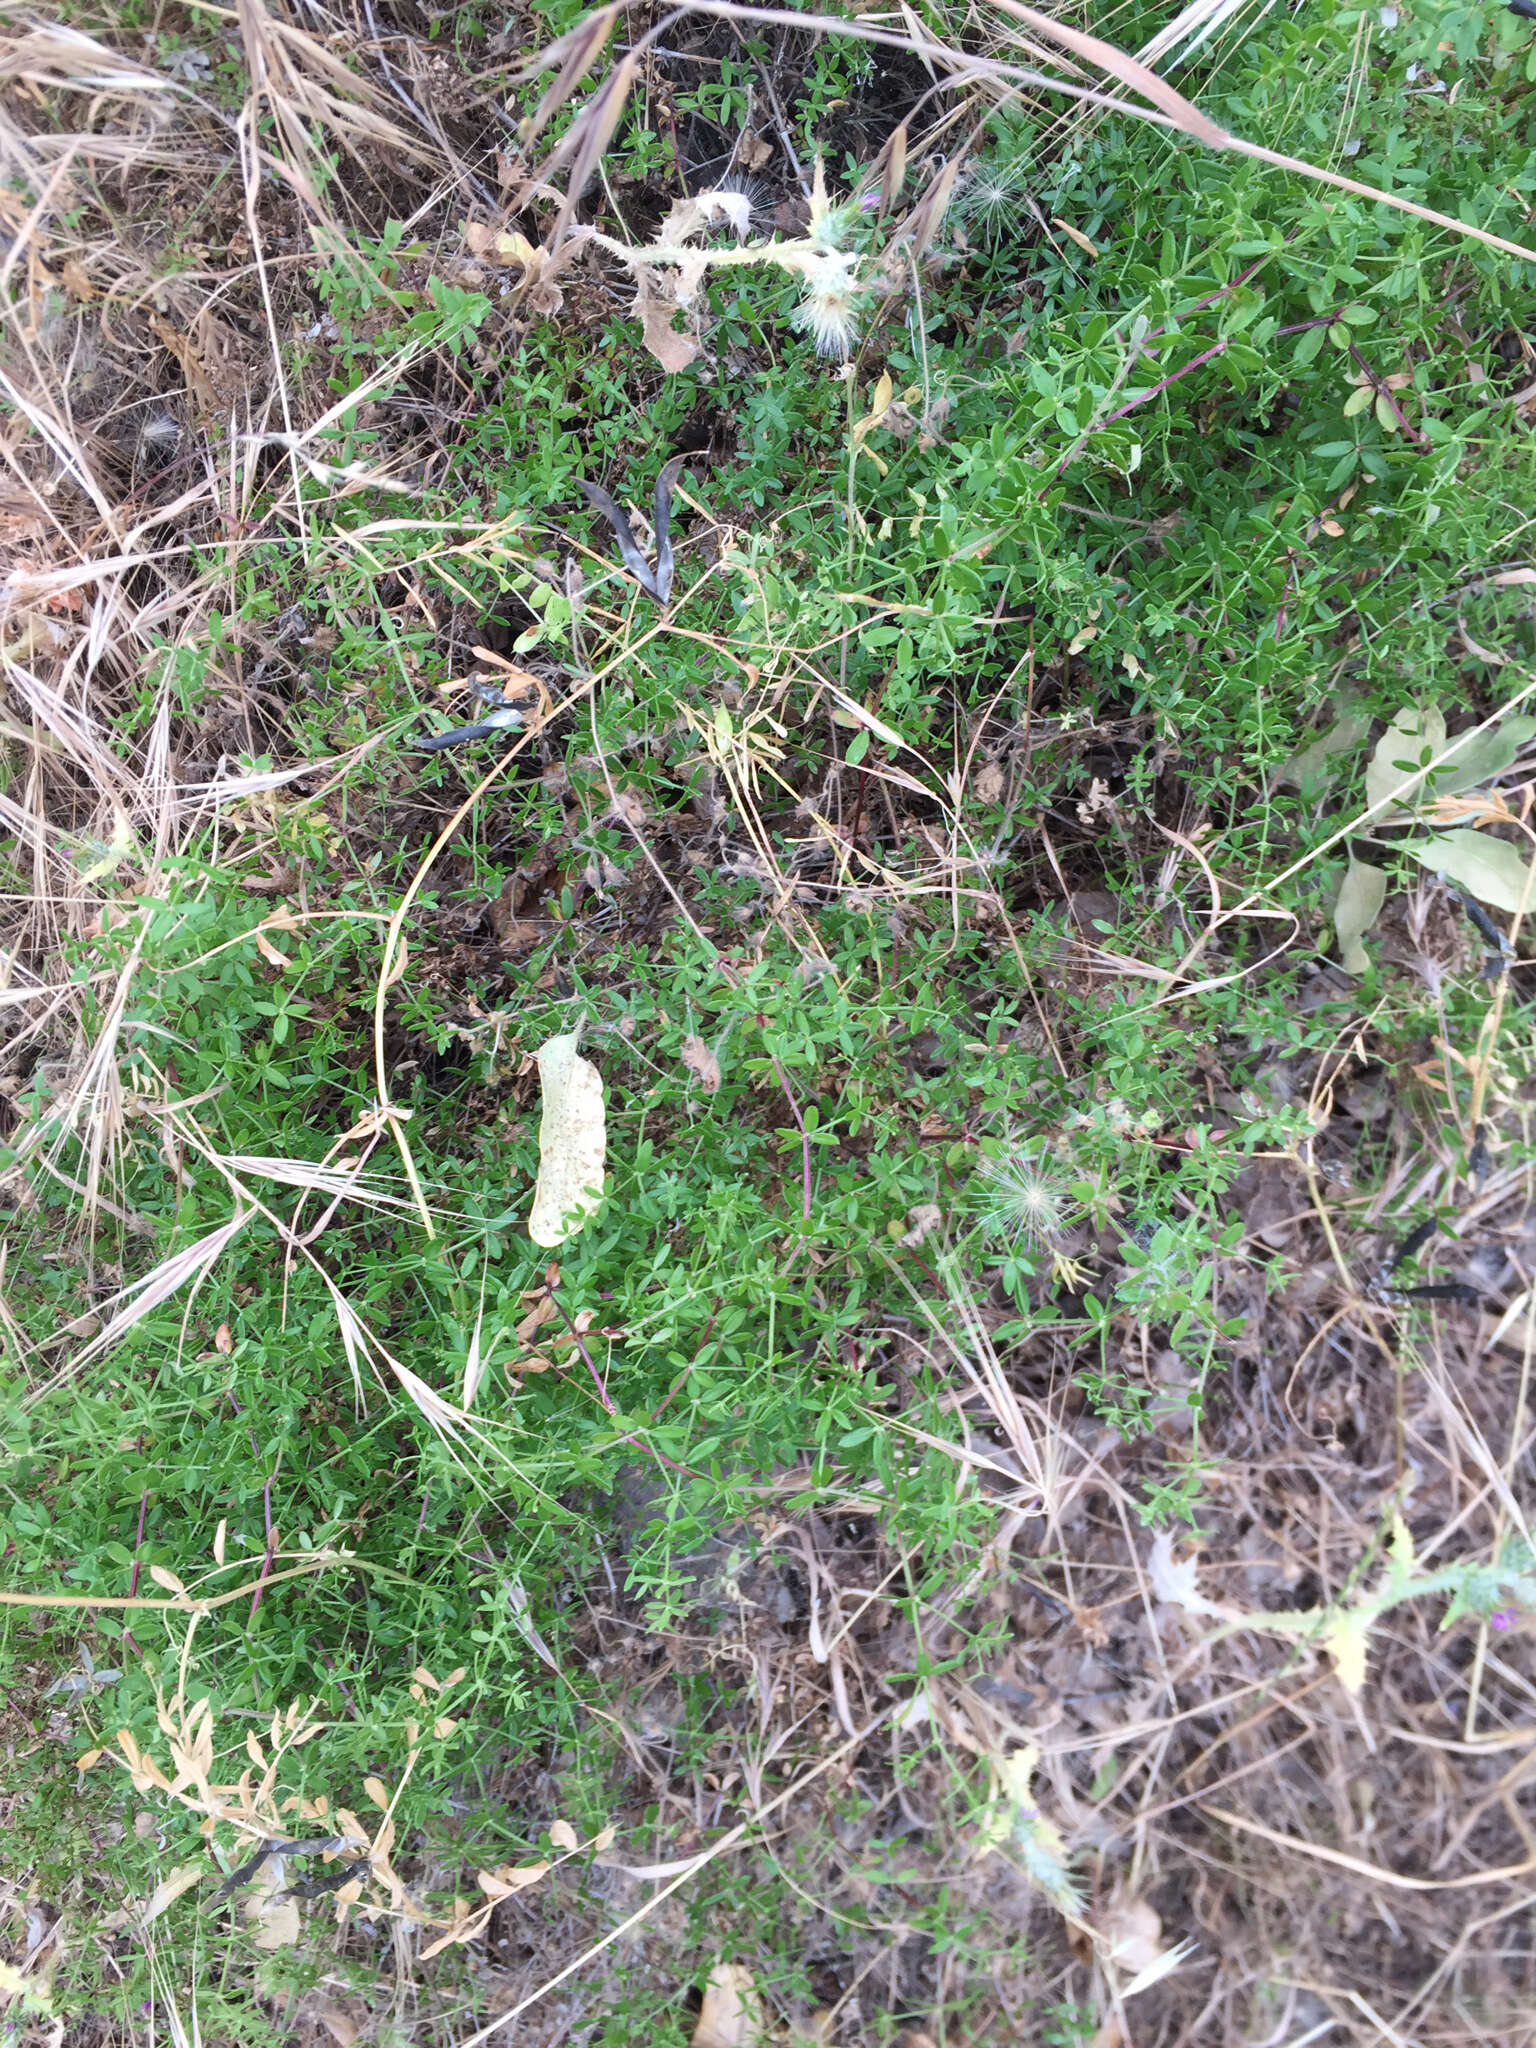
[793,249,863,359]
[974,1148,1074,1250]
[959,159,1030,243]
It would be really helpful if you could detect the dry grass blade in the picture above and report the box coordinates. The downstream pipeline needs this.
[546,49,640,245]
[511,1,622,152]
[235,0,439,189]
[990,0,1229,145]
[0,21,178,99]
[36,1209,253,1391]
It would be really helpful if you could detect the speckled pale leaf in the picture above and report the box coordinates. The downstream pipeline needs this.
[1365,704,1446,820]
[528,1032,606,1247]
[691,1962,764,2048]
[1411,831,1536,915]
[142,1862,207,1924]
[1321,1608,1373,1696]
[1333,857,1387,976]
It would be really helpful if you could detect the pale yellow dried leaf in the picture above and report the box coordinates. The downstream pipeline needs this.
[528,1032,606,1247]
[1052,216,1100,257]
[142,1862,207,1924]
[316,2008,359,2048]
[147,1565,185,1594]
[246,1867,301,1950]
[363,1776,390,1809]
[549,1817,579,1852]
[692,1962,764,2048]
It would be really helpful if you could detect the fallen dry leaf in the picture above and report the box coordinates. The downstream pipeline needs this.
[899,1203,942,1249]
[973,759,1006,806]
[680,1035,722,1092]
[692,1961,764,2048]
[1100,1893,1164,1976]
[245,1863,300,1950]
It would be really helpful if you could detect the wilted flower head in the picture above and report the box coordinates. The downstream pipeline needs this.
[793,248,863,359]
[691,187,755,239]
[959,158,1031,243]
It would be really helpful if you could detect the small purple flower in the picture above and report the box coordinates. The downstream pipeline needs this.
[1491,1609,1514,1632]
[858,190,881,213]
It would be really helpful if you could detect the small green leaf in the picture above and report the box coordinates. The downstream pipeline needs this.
[845,728,870,766]
[1343,385,1374,418]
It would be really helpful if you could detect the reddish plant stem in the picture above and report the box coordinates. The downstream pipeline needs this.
[549,1293,614,1414]
[1348,341,1428,446]
[767,1051,812,1219]
[249,1464,275,1625]
[544,1293,705,1479]
[1102,338,1230,427]
[123,1489,149,1658]
[756,1013,813,1217]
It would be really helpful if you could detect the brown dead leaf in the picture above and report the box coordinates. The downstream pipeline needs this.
[692,1962,764,2048]
[638,265,703,372]
[680,1035,722,1092]
[1052,216,1100,257]
[973,760,1006,806]
[315,2010,358,2048]
[516,1293,558,1345]
[898,1203,942,1249]
[1100,1893,1164,1976]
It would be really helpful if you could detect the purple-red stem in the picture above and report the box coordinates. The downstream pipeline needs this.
[249,1472,275,1624]
[767,1051,813,1220]
[1348,342,1428,446]
[1102,338,1230,427]
[546,1294,704,1479]
[549,1293,615,1414]
[126,1491,148,1597]
[123,1489,148,1658]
